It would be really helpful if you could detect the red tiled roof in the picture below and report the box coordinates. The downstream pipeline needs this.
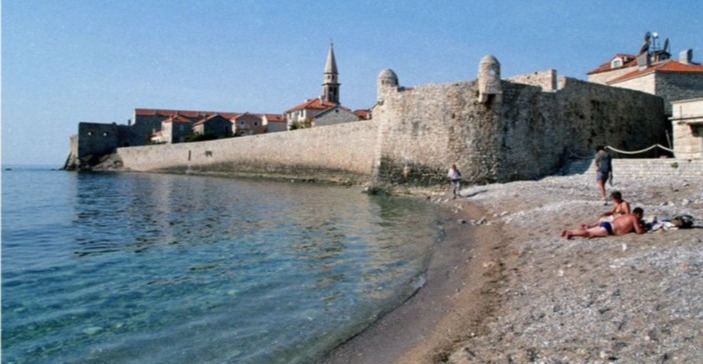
[135,108,240,120]
[262,113,286,122]
[285,98,337,113]
[233,112,262,122]
[353,109,371,119]
[607,59,703,84]
[587,54,638,75]
[162,115,193,124]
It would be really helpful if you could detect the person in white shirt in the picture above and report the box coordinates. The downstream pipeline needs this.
[447,164,462,199]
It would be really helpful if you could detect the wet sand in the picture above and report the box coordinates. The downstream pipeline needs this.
[320,173,703,363]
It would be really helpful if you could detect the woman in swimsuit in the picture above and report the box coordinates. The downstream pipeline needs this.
[605,191,631,218]
[581,191,630,229]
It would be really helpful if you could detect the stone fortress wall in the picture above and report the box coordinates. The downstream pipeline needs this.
[118,120,379,184]
[372,58,667,185]
[117,56,671,186]
[64,120,153,169]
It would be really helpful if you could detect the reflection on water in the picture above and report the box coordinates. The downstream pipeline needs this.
[2,170,439,363]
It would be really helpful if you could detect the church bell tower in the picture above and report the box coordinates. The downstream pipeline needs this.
[321,42,340,104]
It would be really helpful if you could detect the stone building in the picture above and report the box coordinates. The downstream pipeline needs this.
[587,53,639,85]
[670,98,703,159]
[588,33,703,114]
[192,114,234,138]
[285,98,339,128]
[156,115,193,144]
[232,113,266,136]
[312,105,360,127]
[262,114,287,133]
[64,121,139,170]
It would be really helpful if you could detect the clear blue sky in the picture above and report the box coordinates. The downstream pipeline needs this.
[3,0,702,166]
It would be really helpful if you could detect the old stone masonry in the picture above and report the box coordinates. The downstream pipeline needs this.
[68,34,703,185]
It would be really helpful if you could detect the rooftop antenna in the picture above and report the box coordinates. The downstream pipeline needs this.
[651,32,660,52]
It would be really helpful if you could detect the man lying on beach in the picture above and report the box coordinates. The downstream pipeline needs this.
[561,207,645,239]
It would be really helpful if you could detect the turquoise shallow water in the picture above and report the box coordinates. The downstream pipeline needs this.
[2,168,440,363]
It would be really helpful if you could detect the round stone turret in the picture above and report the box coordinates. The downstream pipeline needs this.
[377,68,399,102]
[477,55,502,104]
[378,68,398,86]
[378,68,399,87]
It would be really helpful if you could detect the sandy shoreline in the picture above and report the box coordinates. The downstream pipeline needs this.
[320,193,505,364]
[320,173,703,363]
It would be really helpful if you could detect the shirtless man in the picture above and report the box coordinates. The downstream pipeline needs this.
[561,207,644,239]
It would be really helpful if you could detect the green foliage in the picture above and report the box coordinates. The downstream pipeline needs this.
[289,118,312,130]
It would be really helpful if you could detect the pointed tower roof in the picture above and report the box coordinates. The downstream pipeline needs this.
[321,41,340,104]
[324,42,338,75]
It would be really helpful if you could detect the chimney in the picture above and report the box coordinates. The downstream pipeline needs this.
[679,49,693,64]
[636,53,650,70]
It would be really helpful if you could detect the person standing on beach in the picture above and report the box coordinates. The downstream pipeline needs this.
[447,164,462,199]
[594,145,613,205]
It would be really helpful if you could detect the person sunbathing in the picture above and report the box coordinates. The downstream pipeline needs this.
[561,207,644,239]
[581,191,631,229]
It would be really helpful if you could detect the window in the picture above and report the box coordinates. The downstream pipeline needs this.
[611,58,623,68]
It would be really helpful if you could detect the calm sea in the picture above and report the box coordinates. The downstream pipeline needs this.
[2,166,440,363]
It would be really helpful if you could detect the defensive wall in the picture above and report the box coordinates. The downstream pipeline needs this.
[372,64,667,185]
[118,121,378,184]
[64,121,153,170]
[115,57,674,186]
[64,111,173,170]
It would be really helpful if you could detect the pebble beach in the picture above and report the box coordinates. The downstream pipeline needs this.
[322,172,703,363]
